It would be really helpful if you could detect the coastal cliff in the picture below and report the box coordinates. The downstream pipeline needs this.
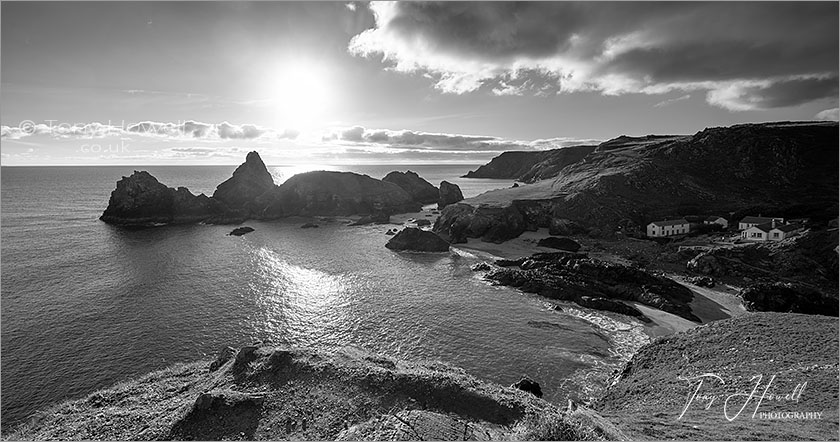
[436,122,839,243]
[463,144,597,182]
[100,152,427,225]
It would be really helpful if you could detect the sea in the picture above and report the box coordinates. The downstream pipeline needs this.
[0,164,650,430]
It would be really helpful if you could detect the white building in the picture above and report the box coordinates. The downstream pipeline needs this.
[704,216,729,229]
[647,219,690,237]
[738,216,783,231]
[741,220,801,241]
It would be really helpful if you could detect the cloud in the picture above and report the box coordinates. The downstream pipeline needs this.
[349,2,838,110]
[1,120,299,141]
[815,108,840,121]
[325,125,600,152]
[654,94,691,108]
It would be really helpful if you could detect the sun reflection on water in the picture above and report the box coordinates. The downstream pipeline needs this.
[249,246,352,346]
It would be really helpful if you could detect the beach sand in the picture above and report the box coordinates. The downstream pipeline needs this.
[453,231,748,339]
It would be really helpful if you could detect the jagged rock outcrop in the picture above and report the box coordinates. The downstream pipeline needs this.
[741,282,838,316]
[382,171,439,204]
[212,151,276,210]
[438,122,839,242]
[463,145,597,182]
[385,227,450,252]
[100,171,223,225]
[437,181,464,209]
[433,203,527,244]
[485,252,698,321]
[101,152,423,225]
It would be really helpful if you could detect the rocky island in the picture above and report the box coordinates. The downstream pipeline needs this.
[100,152,457,226]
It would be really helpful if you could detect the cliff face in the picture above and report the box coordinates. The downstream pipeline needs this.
[100,152,425,225]
[436,122,839,242]
[463,144,597,182]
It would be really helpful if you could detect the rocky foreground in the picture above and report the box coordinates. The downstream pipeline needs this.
[100,153,463,226]
[5,345,624,441]
[8,314,837,441]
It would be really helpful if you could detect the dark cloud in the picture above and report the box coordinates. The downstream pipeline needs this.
[349,2,839,110]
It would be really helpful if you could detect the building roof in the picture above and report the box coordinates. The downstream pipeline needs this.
[649,219,689,227]
[740,216,782,225]
[705,216,725,221]
[749,223,774,233]
[771,223,800,233]
[749,222,799,233]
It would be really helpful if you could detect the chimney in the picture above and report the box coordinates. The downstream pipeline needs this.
[772,219,776,228]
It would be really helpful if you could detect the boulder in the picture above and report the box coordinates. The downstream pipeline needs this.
[537,237,582,252]
[511,377,543,398]
[212,151,276,210]
[686,252,725,275]
[741,282,838,316]
[385,228,396,235]
[471,262,492,272]
[433,203,527,244]
[415,219,431,227]
[209,346,237,372]
[382,171,439,204]
[437,181,464,209]
[228,227,254,236]
[385,228,450,252]
[684,276,715,287]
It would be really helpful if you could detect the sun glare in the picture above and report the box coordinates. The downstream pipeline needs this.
[266,61,331,129]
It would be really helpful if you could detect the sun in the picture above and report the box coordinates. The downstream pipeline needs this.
[266,61,331,129]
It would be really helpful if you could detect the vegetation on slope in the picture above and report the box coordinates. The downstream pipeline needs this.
[6,345,626,441]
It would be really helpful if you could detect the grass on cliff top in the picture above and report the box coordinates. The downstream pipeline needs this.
[595,312,839,441]
[4,346,624,441]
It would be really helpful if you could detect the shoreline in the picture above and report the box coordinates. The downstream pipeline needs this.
[452,228,750,339]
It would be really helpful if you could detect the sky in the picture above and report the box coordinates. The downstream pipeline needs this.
[1,1,837,165]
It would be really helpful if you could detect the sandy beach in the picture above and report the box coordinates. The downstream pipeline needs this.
[453,230,749,339]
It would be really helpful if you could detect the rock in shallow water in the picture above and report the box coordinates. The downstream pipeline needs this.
[511,377,543,398]
[228,227,255,236]
[486,252,697,321]
[385,227,450,252]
